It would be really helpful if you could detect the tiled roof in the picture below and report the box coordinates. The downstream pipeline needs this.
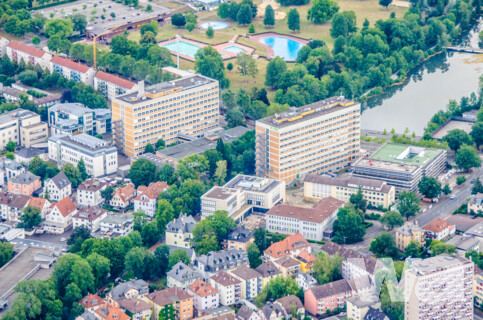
[117,298,151,313]
[266,197,344,224]
[53,196,76,217]
[236,305,256,320]
[114,184,136,202]
[51,55,91,73]
[73,206,107,221]
[224,226,254,243]
[10,171,39,184]
[28,197,48,210]
[78,178,107,192]
[230,265,262,280]
[188,279,218,297]
[94,303,130,320]
[308,279,351,300]
[95,71,136,89]
[146,286,192,306]
[423,218,453,233]
[50,171,71,189]
[79,294,104,308]
[255,262,281,277]
[166,213,196,234]
[7,41,47,58]
[109,279,148,301]
[295,250,316,264]
[275,295,303,314]
[264,233,310,259]
[135,181,168,201]
[210,270,241,287]
[274,256,299,268]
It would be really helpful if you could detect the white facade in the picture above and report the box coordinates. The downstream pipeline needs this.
[44,198,77,234]
[49,56,96,86]
[44,175,72,202]
[210,272,241,306]
[76,179,107,207]
[73,208,108,232]
[100,214,133,237]
[6,41,52,69]
[133,194,157,217]
[0,37,9,56]
[94,71,137,100]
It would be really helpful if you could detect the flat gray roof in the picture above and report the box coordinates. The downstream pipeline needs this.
[225,174,282,194]
[49,103,93,116]
[49,133,117,156]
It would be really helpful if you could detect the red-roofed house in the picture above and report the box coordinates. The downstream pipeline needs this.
[0,36,9,57]
[94,71,137,100]
[134,181,168,217]
[28,197,52,218]
[423,218,456,241]
[94,303,130,320]
[6,41,51,69]
[187,279,219,310]
[110,183,136,209]
[50,56,95,86]
[44,196,77,233]
[264,233,311,261]
[79,294,105,311]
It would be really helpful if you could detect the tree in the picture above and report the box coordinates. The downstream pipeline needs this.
[19,206,42,231]
[442,184,452,195]
[154,245,170,275]
[191,210,236,254]
[254,276,302,307]
[471,122,483,148]
[141,221,161,247]
[455,144,481,171]
[5,140,15,152]
[128,158,157,187]
[159,303,176,320]
[396,191,420,220]
[236,52,258,80]
[125,247,149,278]
[287,9,300,32]
[52,254,94,299]
[71,14,87,34]
[264,5,275,27]
[457,175,467,185]
[195,46,229,89]
[171,13,186,27]
[430,241,456,256]
[45,18,74,38]
[111,35,131,55]
[443,129,474,151]
[404,241,421,258]
[247,242,262,268]
[330,11,357,38]
[140,31,157,45]
[379,0,393,9]
[266,102,290,116]
[186,22,196,32]
[214,160,227,185]
[332,207,365,244]
[472,178,483,195]
[145,143,155,153]
[254,227,268,251]
[32,36,41,46]
[218,3,230,18]
[307,0,339,24]
[237,4,253,25]
[86,253,110,289]
[168,249,190,269]
[312,252,343,285]
[265,57,287,87]
[155,138,166,150]
[77,158,89,180]
[370,232,399,258]
[248,23,255,33]
[380,211,404,229]
[62,163,83,188]
[418,176,442,199]
[204,26,214,38]
[349,187,367,213]
[227,62,234,71]
[99,186,114,205]
[0,241,14,267]
[68,226,91,253]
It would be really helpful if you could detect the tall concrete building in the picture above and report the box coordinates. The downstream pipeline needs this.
[111,75,219,158]
[404,254,473,320]
[255,97,360,184]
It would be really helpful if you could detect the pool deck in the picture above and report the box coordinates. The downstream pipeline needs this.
[248,32,310,61]
[198,21,231,30]
[159,37,208,62]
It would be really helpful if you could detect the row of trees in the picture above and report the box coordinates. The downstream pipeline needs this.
[217,0,257,26]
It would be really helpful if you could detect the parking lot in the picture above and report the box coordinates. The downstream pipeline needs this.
[40,0,170,37]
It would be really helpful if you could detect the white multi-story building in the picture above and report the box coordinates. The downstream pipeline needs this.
[0,36,9,56]
[133,181,168,217]
[229,266,262,301]
[405,254,474,320]
[50,56,96,86]
[0,109,48,150]
[48,133,118,177]
[44,196,77,234]
[187,279,219,311]
[76,178,108,207]
[94,71,138,101]
[265,197,344,241]
[48,103,99,135]
[72,206,108,232]
[100,214,133,237]
[44,171,71,202]
[6,41,52,69]
[210,271,241,306]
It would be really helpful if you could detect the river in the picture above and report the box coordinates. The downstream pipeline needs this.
[361,19,483,136]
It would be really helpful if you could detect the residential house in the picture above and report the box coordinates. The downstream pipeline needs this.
[94,71,138,100]
[49,56,95,86]
[294,250,316,274]
[14,147,48,165]
[134,181,168,217]
[27,197,51,218]
[7,171,41,196]
[79,294,104,312]
[5,161,25,180]
[100,213,133,237]
[73,206,108,232]
[469,193,483,214]
[165,213,196,249]
[94,303,130,320]
[187,279,219,311]
[304,279,352,316]
[255,262,282,287]
[110,184,136,209]
[296,270,317,291]
[44,172,71,202]
[346,296,380,320]
[223,226,254,251]
[167,262,202,290]
[264,233,311,261]
[273,256,299,278]
[142,286,193,320]
[347,275,375,298]
[395,221,423,251]
[258,302,285,320]
[194,249,249,278]
[43,196,77,233]
[77,178,108,207]
[422,218,456,241]
[76,311,98,320]
[229,266,262,301]
[210,271,241,306]
[236,306,261,320]
[265,197,344,241]
[363,307,389,320]
[195,306,235,320]
[274,295,305,319]
[106,279,149,303]
[117,298,152,320]
[6,41,52,69]
[446,235,480,256]
[0,193,30,221]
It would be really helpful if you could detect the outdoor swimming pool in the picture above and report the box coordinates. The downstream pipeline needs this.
[162,41,202,58]
[200,21,229,30]
[260,36,304,60]
[224,46,246,54]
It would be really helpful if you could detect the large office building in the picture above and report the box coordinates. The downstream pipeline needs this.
[352,144,447,194]
[404,254,473,320]
[0,109,48,150]
[111,75,219,158]
[255,97,360,184]
[48,103,112,136]
[48,133,118,177]
[304,174,396,209]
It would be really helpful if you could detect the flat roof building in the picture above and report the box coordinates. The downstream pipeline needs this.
[0,108,48,150]
[48,103,111,136]
[255,96,360,184]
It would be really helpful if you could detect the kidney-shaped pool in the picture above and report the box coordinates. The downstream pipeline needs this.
[260,36,304,61]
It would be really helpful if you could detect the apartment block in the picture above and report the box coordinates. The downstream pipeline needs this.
[475,270,483,308]
[187,279,219,311]
[6,41,52,69]
[395,221,423,251]
[111,75,219,157]
[72,206,108,232]
[304,279,352,316]
[422,218,456,241]
[404,254,474,320]
[304,174,396,209]
[165,213,196,249]
[0,36,9,56]
[0,109,48,150]
[210,271,242,306]
[201,174,285,222]
[255,96,360,184]
[264,233,311,261]
[142,286,193,320]
[94,71,138,101]
[229,266,262,301]
[49,56,96,86]
[76,178,108,207]
[353,144,447,194]
[48,103,111,135]
[48,133,118,177]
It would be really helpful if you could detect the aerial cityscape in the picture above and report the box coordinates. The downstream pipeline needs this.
[0,0,481,319]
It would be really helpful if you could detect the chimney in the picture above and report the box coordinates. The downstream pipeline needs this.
[137,80,145,98]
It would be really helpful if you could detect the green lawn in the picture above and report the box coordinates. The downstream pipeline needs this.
[182,31,234,45]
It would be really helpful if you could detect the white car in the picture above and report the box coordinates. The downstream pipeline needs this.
[450,195,456,200]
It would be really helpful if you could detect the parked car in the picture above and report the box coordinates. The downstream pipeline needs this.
[450,195,456,200]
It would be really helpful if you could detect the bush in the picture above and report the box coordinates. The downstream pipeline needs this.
[227,62,233,71]
[364,213,381,220]
[457,175,466,185]
[364,222,374,228]
[248,23,255,33]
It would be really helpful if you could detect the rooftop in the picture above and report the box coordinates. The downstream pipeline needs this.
[51,56,91,73]
[49,133,117,154]
[101,213,133,225]
[8,41,47,58]
[422,218,453,233]
[409,254,472,275]
[264,233,310,259]
[309,279,351,299]
[95,71,136,89]
[224,174,283,194]
[370,144,444,167]
[10,171,39,184]
[230,265,262,280]
[210,270,241,286]
[146,286,192,306]
[304,174,393,193]
[49,103,93,116]
[465,220,483,238]
[266,197,344,224]
[188,279,218,297]
[446,235,479,251]
[0,108,39,124]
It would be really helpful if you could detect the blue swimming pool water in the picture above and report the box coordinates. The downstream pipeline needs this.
[260,36,304,61]
[224,46,245,54]
[162,41,201,58]
[200,21,229,30]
